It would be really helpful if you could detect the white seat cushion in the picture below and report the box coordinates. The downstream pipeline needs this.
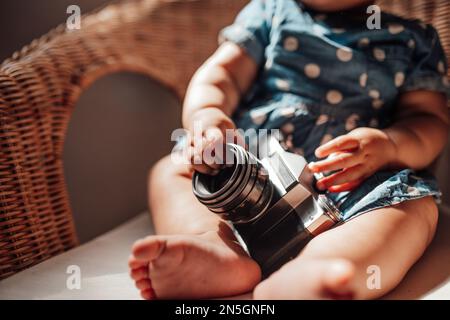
[1,210,449,299]
[0,214,152,299]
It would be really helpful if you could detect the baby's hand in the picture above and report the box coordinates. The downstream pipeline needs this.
[185,108,244,175]
[308,127,397,192]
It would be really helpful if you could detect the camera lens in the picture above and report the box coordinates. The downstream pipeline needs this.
[192,144,274,224]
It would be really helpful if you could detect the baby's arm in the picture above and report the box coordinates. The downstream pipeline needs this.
[182,42,258,173]
[384,90,448,169]
[183,42,257,129]
[309,90,448,192]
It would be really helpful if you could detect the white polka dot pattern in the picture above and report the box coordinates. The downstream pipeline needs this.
[272,16,280,28]
[250,111,267,125]
[369,118,379,128]
[316,114,329,125]
[345,114,360,131]
[372,99,384,109]
[265,58,273,70]
[284,36,299,51]
[388,24,404,35]
[336,48,353,62]
[395,72,405,87]
[326,90,343,104]
[304,63,321,78]
[359,73,368,88]
[280,106,296,117]
[373,48,386,61]
[281,122,294,134]
[275,78,290,91]
[358,37,370,47]
[332,28,345,34]
[369,89,380,99]
[406,186,421,196]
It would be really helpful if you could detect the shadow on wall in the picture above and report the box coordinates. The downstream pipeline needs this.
[0,0,111,61]
[64,73,181,243]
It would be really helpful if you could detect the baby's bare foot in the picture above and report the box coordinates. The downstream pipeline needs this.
[128,232,261,299]
[253,258,355,300]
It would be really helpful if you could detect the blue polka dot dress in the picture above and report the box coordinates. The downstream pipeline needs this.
[219,0,449,220]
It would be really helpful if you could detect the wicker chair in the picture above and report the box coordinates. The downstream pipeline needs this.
[0,0,448,281]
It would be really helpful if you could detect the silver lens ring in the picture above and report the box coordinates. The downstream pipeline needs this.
[317,195,342,222]
[192,143,274,223]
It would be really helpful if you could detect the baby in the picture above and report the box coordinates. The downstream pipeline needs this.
[129,0,449,299]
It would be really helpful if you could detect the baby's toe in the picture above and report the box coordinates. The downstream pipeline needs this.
[140,288,156,300]
[130,266,149,281]
[136,278,152,291]
[151,242,184,270]
[321,259,355,298]
[132,236,166,261]
[128,254,147,269]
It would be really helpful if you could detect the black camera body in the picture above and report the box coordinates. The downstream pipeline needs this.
[192,135,343,276]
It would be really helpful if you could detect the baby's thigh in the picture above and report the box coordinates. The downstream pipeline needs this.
[300,197,438,279]
[149,154,193,186]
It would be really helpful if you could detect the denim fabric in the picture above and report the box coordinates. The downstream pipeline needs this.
[327,169,441,220]
[219,0,447,220]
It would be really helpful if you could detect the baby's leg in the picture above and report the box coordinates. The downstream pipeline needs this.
[254,197,438,299]
[128,155,261,299]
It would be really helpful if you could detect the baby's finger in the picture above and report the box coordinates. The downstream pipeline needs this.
[315,135,359,158]
[316,164,366,190]
[186,145,219,174]
[204,127,224,145]
[308,151,363,173]
[203,132,226,170]
[195,137,217,163]
[189,146,203,166]
[327,180,363,193]
[191,163,220,175]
